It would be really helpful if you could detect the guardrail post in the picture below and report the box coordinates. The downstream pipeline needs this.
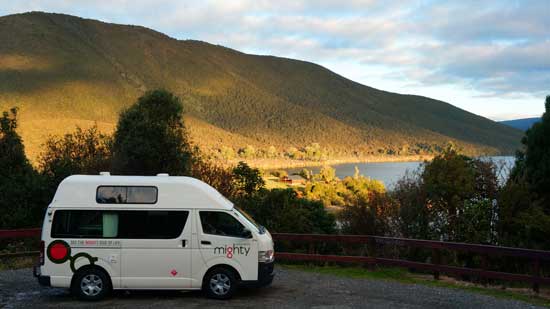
[432,249,440,280]
[367,237,377,270]
[480,255,488,286]
[533,259,540,293]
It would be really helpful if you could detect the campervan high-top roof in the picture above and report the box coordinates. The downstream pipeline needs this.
[50,174,233,210]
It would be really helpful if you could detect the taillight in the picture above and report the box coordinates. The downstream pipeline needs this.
[39,241,45,265]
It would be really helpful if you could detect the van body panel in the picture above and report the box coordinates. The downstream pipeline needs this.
[196,210,259,281]
[120,212,193,288]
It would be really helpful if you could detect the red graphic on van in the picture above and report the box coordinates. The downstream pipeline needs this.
[170,269,178,276]
[226,247,233,258]
[47,240,98,273]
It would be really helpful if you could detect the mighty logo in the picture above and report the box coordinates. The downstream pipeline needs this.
[214,244,251,258]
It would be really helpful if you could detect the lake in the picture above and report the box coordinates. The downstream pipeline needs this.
[280,156,515,189]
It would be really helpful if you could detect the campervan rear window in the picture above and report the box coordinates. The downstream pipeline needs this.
[51,210,188,239]
[96,186,157,204]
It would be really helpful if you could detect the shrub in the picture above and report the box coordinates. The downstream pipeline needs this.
[237,189,336,234]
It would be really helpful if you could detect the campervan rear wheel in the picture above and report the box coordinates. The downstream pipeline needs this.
[71,267,111,301]
[204,267,238,299]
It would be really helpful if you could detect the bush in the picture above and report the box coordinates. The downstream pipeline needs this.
[338,192,396,236]
[237,189,336,234]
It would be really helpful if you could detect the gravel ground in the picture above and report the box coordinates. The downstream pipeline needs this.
[0,267,542,308]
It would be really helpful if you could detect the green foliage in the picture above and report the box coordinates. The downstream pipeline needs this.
[232,161,265,197]
[338,192,395,236]
[191,154,237,199]
[516,95,550,204]
[304,172,385,208]
[112,90,193,175]
[239,145,256,159]
[237,189,336,234]
[299,168,313,181]
[499,95,550,249]
[219,146,236,160]
[271,170,288,179]
[393,147,499,243]
[317,165,337,183]
[0,108,47,228]
[39,126,112,186]
[267,146,277,158]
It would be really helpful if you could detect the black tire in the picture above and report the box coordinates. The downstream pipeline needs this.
[71,267,111,301]
[203,267,238,299]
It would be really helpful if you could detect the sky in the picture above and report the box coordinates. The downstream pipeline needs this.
[1,0,549,120]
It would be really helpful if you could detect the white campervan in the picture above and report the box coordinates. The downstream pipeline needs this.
[33,173,275,300]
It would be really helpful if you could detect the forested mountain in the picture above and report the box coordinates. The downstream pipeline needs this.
[500,117,541,131]
[0,12,523,162]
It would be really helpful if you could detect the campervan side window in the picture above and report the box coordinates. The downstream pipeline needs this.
[96,186,157,204]
[51,210,188,239]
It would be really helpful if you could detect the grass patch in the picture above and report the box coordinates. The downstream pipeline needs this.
[283,264,550,307]
[0,256,36,271]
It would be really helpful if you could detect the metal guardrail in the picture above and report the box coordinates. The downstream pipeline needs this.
[272,233,550,293]
[1,229,548,292]
[0,228,41,239]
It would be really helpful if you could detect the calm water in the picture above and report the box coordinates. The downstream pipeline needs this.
[281,156,515,189]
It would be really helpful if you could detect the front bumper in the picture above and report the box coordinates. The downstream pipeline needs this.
[241,261,275,288]
[33,265,51,287]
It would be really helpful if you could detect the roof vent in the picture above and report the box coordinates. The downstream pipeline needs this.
[157,173,169,177]
[99,172,110,176]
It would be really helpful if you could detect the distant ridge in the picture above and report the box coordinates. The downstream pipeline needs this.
[0,12,523,161]
[500,117,541,131]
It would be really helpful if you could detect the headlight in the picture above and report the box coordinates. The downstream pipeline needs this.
[258,250,274,263]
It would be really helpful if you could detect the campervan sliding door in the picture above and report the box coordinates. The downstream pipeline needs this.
[119,210,193,288]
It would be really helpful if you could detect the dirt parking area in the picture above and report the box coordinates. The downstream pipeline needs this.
[0,266,542,308]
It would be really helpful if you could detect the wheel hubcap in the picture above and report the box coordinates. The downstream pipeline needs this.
[209,273,230,296]
[80,274,103,296]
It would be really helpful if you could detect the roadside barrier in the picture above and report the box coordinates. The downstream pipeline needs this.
[2,229,548,292]
[272,233,550,293]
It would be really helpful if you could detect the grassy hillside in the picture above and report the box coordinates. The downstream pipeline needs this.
[0,12,523,163]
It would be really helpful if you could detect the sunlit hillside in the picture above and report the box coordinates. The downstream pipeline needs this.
[0,12,523,163]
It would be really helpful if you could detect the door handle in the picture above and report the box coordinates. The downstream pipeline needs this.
[201,240,211,245]
[181,239,187,247]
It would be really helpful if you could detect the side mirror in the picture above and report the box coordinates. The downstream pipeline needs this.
[242,228,253,239]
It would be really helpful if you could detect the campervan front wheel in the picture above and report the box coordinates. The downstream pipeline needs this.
[71,267,111,301]
[203,267,238,299]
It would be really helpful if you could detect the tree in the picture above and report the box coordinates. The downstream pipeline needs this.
[393,146,498,243]
[0,108,47,228]
[111,90,193,175]
[240,145,256,159]
[267,146,277,159]
[318,165,337,183]
[232,161,265,197]
[39,126,112,186]
[499,95,550,249]
[516,95,550,205]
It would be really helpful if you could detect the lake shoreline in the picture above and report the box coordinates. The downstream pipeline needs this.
[221,155,434,170]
